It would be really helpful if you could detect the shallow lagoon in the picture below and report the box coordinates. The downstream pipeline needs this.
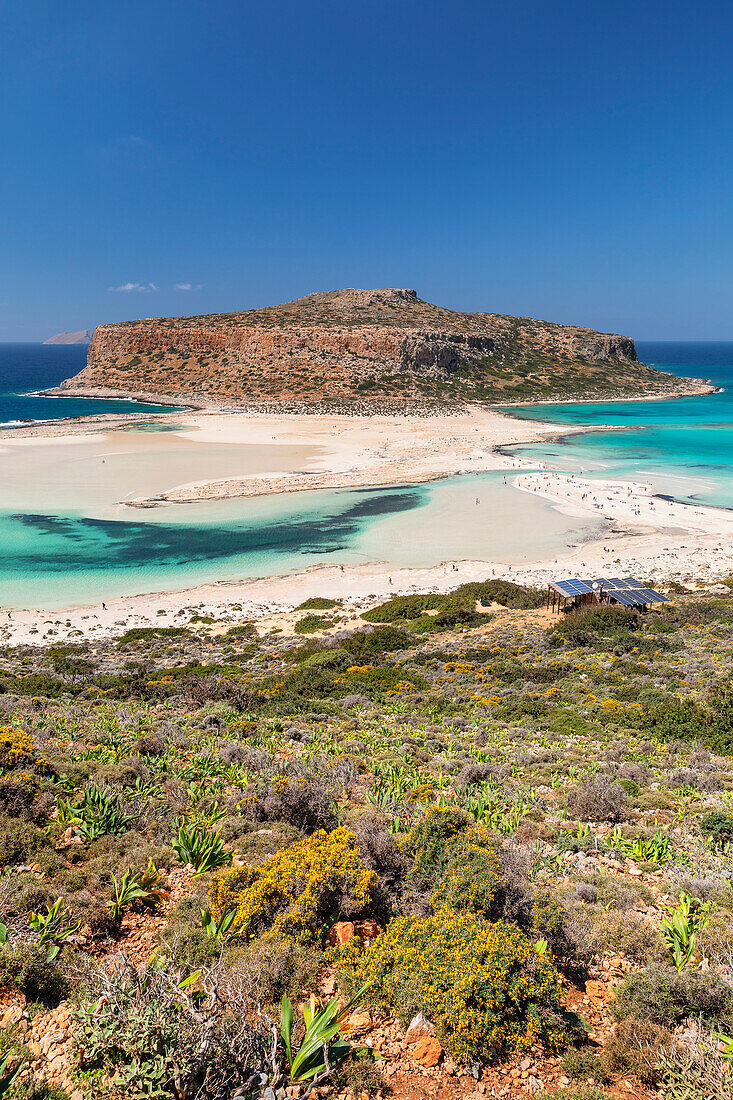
[0,472,603,609]
[506,342,733,510]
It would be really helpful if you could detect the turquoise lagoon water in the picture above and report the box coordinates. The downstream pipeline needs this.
[0,473,603,609]
[504,342,733,510]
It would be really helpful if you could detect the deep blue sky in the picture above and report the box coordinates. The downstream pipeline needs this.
[2,0,732,340]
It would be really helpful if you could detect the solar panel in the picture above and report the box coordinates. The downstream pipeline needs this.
[610,591,641,607]
[564,579,595,594]
[550,577,668,603]
[551,579,596,597]
[634,588,669,603]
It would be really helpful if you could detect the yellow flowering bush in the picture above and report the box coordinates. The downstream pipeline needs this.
[429,824,502,917]
[338,907,567,1063]
[208,827,376,941]
[0,725,51,775]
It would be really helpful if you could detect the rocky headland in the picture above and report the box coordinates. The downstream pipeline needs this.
[55,288,713,406]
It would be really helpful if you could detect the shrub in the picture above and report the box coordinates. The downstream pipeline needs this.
[550,606,640,646]
[71,956,271,1100]
[580,910,667,964]
[0,726,38,772]
[334,1050,384,1097]
[0,944,69,1005]
[294,614,330,634]
[363,594,447,623]
[451,579,545,609]
[0,816,46,867]
[406,806,472,881]
[350,809,410,910]
[567,775,629,823]
[229,936,325,1006]
[243,774,337,833]
[208,828,376,941]
[614,963,733,1026]
[428,825,502,918]
[296,598,339,611]
[338,908,567,1063]
[339,627,414,657]
[600,1016,668,1085]
[700,810,733,848]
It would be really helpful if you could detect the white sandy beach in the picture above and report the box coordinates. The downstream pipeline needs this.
[0,406,583,509]
[0,404,731,644]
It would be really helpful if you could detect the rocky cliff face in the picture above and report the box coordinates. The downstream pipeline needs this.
[58,288,700,405]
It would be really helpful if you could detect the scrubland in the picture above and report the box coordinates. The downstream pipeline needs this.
[0,579,732,1100]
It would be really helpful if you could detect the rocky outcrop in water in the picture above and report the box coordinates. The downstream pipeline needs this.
[58,288,705,405]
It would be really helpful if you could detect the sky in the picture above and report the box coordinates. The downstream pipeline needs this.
[2,0,733,341]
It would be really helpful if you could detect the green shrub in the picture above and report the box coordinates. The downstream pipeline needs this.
[295,598,339,610]
[294,614,330,634]
[0,816,46,867]
[450,579,545,609]
[338,908,568,1063]
[71,959,270,1100]
[700,810,733,848]
[339,627,414,657]
[406,806,471,880]
[0,944,70,1005]
[614,963,733,1026]
[363,594,447,623]
[427,826,502,918]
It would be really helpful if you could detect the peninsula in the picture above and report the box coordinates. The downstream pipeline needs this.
[55,288,711,406]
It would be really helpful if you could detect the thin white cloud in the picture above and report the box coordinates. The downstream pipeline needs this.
[119,134,151,150]
[175,283,192,291]
[108,282,158,293]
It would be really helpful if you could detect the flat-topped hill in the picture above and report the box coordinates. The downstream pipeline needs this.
[58,288,708,405]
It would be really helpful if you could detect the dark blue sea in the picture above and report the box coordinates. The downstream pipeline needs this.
[0,343,178,424]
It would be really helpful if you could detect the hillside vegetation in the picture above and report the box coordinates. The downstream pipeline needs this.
[0,581,732,1098]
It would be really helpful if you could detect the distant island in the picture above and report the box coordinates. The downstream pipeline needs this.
[56,288,712,405]
[44,329,93,345]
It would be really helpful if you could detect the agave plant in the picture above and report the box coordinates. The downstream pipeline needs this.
[56,785,132,841]
[28,898,80,960]
[0,1048,24,1096]
[200,907,239,942]
[108,861,165,922]
[661,891,712,971]
[171,821,232,873]
[280,986,367,1083]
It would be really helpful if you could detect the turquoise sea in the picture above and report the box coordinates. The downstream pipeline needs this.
[505,342,733,510]
[0,341,730,609]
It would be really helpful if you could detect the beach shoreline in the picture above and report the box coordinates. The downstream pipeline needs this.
[0,400,731,642]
